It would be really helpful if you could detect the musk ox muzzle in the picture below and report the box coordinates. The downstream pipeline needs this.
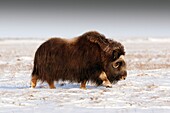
[31,31,127,89]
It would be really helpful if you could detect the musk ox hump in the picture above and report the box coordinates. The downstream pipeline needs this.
[84,31,109,52]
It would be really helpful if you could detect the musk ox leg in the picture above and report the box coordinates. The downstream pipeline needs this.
[47,81,56,89]
[99,72,112,88]
[31,75,38,88]
[80,80,87,89]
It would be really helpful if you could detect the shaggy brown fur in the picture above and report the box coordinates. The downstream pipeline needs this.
[31,31,127,88]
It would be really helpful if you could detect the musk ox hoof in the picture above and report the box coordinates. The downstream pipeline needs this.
[102,81,112,88]
[80,87,87,90]
[106,85,112,88]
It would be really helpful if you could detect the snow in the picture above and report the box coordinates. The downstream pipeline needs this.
[0,39,170,113]
[121,37,170,43]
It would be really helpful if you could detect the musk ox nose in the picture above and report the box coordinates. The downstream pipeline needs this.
[122,76,126,80]
[120,71,127,80]
[121,74,127,80]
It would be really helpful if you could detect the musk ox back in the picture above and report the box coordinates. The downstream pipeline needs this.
[31,31,127,89]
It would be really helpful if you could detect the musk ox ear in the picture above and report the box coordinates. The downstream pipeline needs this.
[87,35,112,54]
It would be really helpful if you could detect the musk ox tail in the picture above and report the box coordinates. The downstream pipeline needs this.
[32,64,38,77]
[31,58,39,88]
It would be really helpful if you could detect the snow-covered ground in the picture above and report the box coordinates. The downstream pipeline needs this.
[0,39,170,113]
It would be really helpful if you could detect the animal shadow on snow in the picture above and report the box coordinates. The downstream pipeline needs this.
[34,82,104,89]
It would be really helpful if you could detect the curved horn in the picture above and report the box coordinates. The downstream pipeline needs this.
[112,55,125,68]
[112,62,120,68]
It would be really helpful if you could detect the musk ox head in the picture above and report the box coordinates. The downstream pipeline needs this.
[86,31,127,85]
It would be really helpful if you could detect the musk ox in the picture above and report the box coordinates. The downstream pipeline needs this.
[31,31,127,89]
